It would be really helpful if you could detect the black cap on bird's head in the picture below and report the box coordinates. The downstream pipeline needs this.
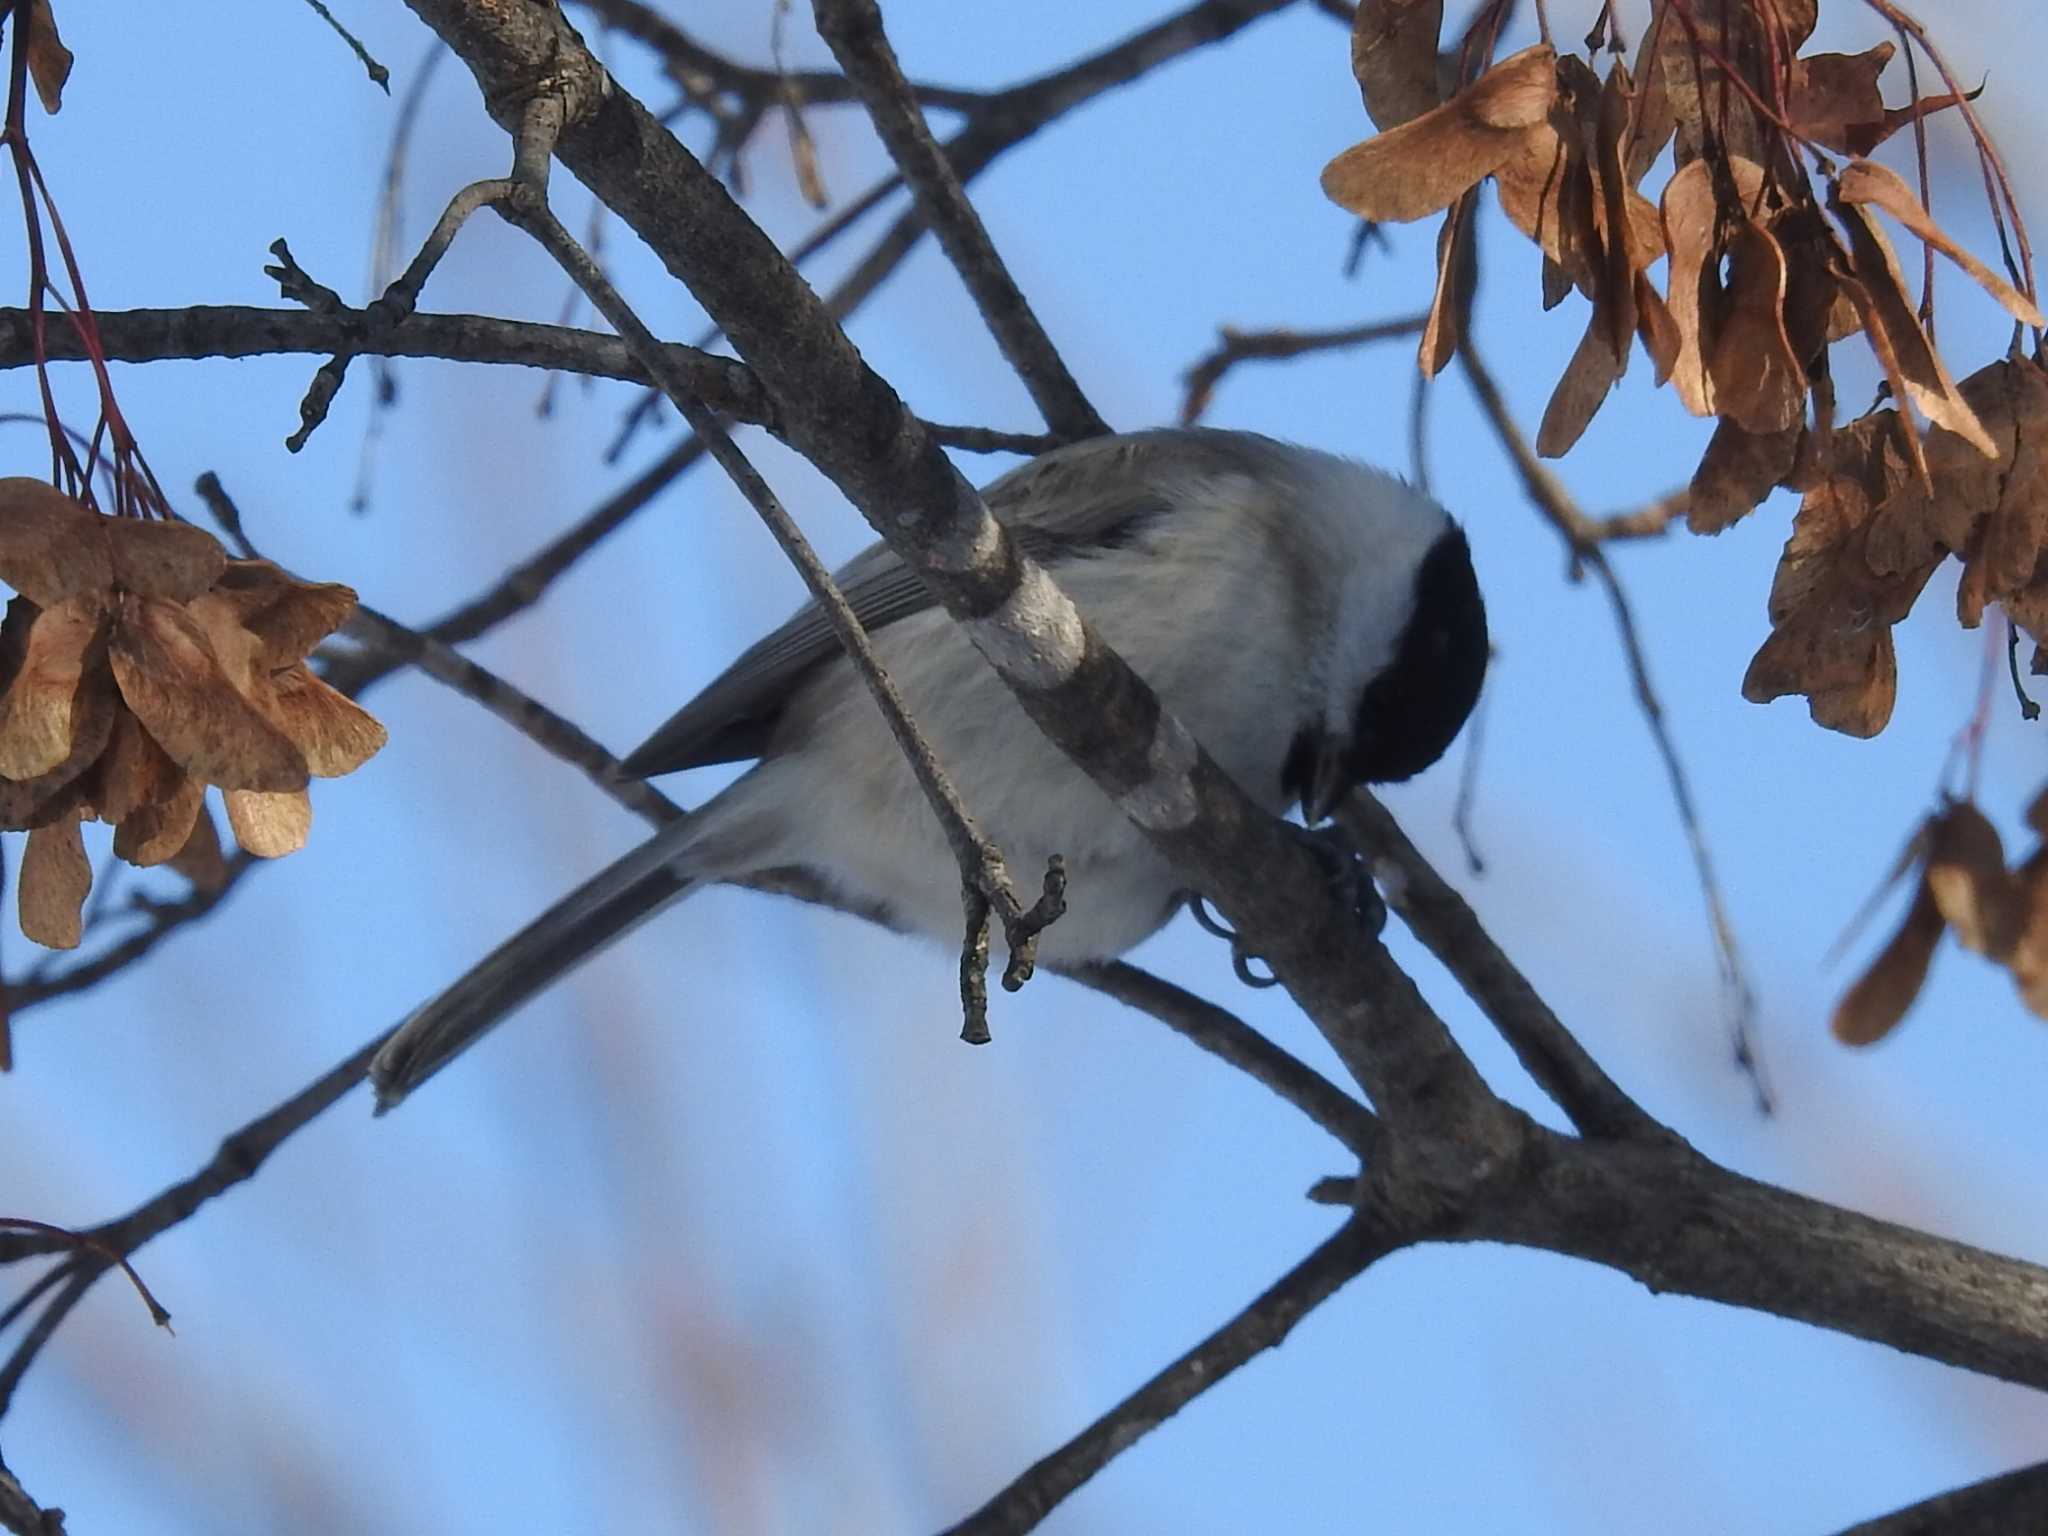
[1283,525,1488,824]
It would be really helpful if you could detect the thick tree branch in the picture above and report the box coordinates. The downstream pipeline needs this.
[0,1454,55,1536]
[399,0,1507,1170]
[1486,1130,2048,1393]
[1839,1459,2048,1534]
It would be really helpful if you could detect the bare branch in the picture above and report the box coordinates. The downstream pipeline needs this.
[1066,960,1378,1157]
[815,0,1109,441]
[491,161,1066,1036]
[0,1033,387,1411]
[1837,1458,2048,1535]
[1180,314,1429,424]
[1458,342,1770,1112]
[1336,793,1661,1142]
[0,1455,55,1536]
[1490,1129,2048,1393]
[942,1213,1398,1535]
[572,0,986,115]
[344,605,682,828]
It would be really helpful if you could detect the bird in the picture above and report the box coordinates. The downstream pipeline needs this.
[369,428,1487,1110]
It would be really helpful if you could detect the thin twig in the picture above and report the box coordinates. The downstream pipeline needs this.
[574,0,985,115]
[345,606,684,828]
[293,0,391,90]
[1336,794,1662,1142]
[1066,960,1378,1157]
[1459,342,1772,1113]
[942,1214,1398,1535]
[816,0,1109,442]
[1180,315,1430,425]
[487,113,1063,1032]
[0,1033,386,1413]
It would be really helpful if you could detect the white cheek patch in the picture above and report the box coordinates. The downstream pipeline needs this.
[962,560,1087,690]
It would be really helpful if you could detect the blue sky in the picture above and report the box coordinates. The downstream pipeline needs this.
[7,1,2048,1531]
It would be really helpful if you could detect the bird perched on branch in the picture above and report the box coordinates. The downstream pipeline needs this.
[371,429,1487,1109]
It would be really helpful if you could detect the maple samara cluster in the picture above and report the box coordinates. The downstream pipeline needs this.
[0,478,384,949]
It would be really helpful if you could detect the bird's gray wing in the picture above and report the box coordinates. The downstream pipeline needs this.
[618,430,1272,777]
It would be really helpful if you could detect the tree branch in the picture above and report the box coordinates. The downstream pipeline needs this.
[1838,1458,2048,1534]
[399,0,1506,1163]
[941,1213,1398,1535]
[1457,341,1770,1111]
[1488,1130,2048,1393]
[1336,792,1661,1142]
[1066,960,1378,1158]
[814,0,1110,441]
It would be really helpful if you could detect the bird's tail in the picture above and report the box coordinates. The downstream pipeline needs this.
[370,831,700,1113]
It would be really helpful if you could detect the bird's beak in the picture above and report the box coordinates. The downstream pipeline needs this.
[1301,733,1353,825]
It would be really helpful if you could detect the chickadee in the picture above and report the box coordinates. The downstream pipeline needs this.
[370,429,1486,1109]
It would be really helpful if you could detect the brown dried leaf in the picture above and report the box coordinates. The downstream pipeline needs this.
[1859,89,1982,159]
[2012,849,2048,1018]
[1836,159,2044,328]
[106,594,308,793]
[23,0,71,114]
[1350,0,1444,131]
[1832,877,1942,1045]
[1779,0,1820,47]
[89,705,179,825]
[1689,419,1802,534]
[1647,0,1771,168]
[168,803,229,891]
[0,674,113,829]
[1787,44,1894,155]
[1853,359,2048,623]
[1661,155,1766,418]
[20,811,89,949]
[260,664,387,778]
[1537,311,1625,456]
[1771,202,1852,370]
[1592,60,1641,366]
[1924,801,2019,958]
[186,594,386,777]
[1418,193,1472,378]
[1321,44,1557,223]
[226,787,311,859]
[211,559,358,664]
[104,516,227,602]
[1742,448,1941,736]
[1495,115,1575,290]
[113,768,203,867]
[1623,4,1676,184]
[1708,221,1805,436]
[0,594,108,781]
[1955,363,2048,624]
[0,478,112,607]
[1832,194,1996,461]
[1794,42,1979,159]
[1635,271,1680,386]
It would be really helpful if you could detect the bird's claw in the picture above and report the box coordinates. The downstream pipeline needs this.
[1187,824,1385,987]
